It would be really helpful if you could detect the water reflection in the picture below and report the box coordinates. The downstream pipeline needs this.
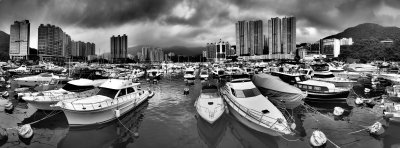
[58,101,149,148]
[196,114,228,148]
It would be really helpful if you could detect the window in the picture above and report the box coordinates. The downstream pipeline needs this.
[315,87,321,90]
[127,87,135,94]
[303,85,307,89]
[231,88,236,97]
[62,84,95,92]
[233,88,261,98]
[118,89,127,97]
[308,86,313,90]
[97,88,119,98]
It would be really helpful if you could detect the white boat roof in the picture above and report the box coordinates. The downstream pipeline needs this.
[100,79,140,90]
[185,68,195,71]
[67,79,106,86]
[228,81,256,90]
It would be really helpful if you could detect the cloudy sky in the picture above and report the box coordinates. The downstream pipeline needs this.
[0,0,400,54]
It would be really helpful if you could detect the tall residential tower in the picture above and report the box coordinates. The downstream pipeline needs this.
[10,20,30,60]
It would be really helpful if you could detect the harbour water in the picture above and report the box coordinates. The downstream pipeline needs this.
[1,74,400,148]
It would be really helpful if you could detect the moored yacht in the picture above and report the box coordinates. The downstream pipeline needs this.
[14,73,60,87]
[199,69,209,80]
[54,79,153,126]
[21,78,106,110]
[194,85,225,124]
[184,67,196,80]
[220,78,293,136]
[271,71,350,100]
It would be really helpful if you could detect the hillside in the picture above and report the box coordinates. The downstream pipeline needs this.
[128,45,203,56]
[324,23,400,42]
[0,31,9,60]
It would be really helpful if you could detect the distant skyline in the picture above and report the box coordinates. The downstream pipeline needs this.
[0,0,400,54]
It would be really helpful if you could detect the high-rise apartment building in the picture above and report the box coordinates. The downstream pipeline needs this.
[235,20,263,56]
[38,24,72,60]
[10,20,30,60]
[110,34,127,61]
[282,17,296,54]
[268,17,281,54]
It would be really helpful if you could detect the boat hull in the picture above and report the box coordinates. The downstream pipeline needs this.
[64,96,149,126]
[305,90,349,101]
[25,100,58,110]
[226,104,281,136]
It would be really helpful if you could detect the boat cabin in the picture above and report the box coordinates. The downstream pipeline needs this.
[62,79,102,92]
[96,79,140,99]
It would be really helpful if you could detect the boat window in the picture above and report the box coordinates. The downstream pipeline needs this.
[295,77,301,82]
[201,71,207,75]
[231,88,236,96]
[127,87,135,94]
[62,83,95,92]
[233,88,261,98]
[303,85,307,89]
[185,71,194,75]
[118,89,127,97]
[313,74,335,78]
[308,86,313,89]
[314,87,321,90]
[97,88,119,98]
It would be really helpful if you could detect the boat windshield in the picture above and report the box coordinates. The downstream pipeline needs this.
[62,83,95,92]
[232,88,261,98]
[186,71,194,75]
[311,64,329,71]
[201,71,207,75]
[313,74,335,78]
[97,88,119,98]
[39,73,53,77]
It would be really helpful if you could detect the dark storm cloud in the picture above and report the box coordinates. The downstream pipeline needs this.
[0,0,183,28]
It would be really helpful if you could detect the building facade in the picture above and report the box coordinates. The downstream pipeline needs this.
[205,40,230,62]
[38,24,72,60]
[140,47,164,62]
[282,17,296,54]
[321,38,340,57]
[110,34,127,61]
[266,17,296,59]
[235,20,263,56]
[10,20,30,60]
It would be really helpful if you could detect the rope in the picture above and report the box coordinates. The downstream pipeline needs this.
[116,114,137,135]
[327,138,341,148]
[24,110,62,125]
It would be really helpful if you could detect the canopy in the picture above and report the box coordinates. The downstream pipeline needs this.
[252,74,303,94]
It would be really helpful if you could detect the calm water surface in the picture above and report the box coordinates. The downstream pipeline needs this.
[0,74,399,148]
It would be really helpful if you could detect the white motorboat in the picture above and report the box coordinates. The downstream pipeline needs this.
[8,65,30,74]
[309,64,356,88]
[199,70,209,80]
[21,79,106,110]
[184,67,196,80]
[14,73,60,87]
[54,79,153,126]
[379,73,400,85]
[220,78,293,136]
[345,64,378,73]
[147,69,162,80]
[194,85,224,124]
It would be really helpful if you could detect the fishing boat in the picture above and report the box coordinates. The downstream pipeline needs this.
[271,71,350,100]
[252,74,306,109]
[220,78,293,136]
[184,67,196,80]
[20,78,106,110]
[54,79,153,126]
[194,85,225,124]
[199,69,209,80]
[14,73,60,87]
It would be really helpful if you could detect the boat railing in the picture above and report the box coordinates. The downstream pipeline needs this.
[44,88,100,101]
[220,88,289,132]
[62,91,147,111]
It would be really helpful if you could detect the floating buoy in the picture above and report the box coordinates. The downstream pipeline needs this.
[115,109,121,118]
[371,84,377,89]
[4,101,13,111]
[364,88,371,93]
[310,130,327,147]
[368,122,385,136]
[290,123,297,130]
[184,87,189,95]
[355,97,363,105]
[133,132,139,137]
[333,107,344,116]
[2,91,9,97]
[5,85,10,88]
[18,124,33,139]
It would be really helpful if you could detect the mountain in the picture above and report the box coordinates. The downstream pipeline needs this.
[324,23,400,42]
[128,45,204,56]
[0,31,9,60]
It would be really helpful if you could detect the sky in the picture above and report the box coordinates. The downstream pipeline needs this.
[0,0,400,54]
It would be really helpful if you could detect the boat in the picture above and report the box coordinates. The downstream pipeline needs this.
[194,85,225,124]
[252,74,306,109]
[58,101,149,148]
[309,64,357,88]
[345,63,378,73]
[220,78,293,136]
[54,79,153,126]
[14,73,60,87]
[146,69,162,80]
[328,63,345,72]
[184,67,196,80]
[199,69,209,80]
[8,65,31,75]
[271,71,350,100]
[20,78,106,110]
